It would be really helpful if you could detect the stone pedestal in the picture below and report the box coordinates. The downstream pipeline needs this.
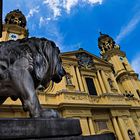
[0,118,81,139]
[0,118,116,140]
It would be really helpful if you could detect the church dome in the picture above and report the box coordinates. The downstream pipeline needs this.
[5,9,26,28]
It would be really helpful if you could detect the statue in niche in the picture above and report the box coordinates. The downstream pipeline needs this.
[76,52,94,69]
[0,37,66,118]
[108,78,114,89]
[128,129,135,140]
[65,73,73,85]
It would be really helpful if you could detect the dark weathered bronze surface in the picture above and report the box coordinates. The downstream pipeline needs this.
[0,118,82,139]
[0,37,66,118]
[0,0,2,37]
[0,118,116,140]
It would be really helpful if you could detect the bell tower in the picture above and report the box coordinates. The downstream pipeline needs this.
[0,9,28,41]
[98,32,140,98]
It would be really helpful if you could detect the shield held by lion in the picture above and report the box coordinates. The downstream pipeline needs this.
[0,37,66,118]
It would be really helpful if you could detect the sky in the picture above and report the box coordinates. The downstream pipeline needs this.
[2,0,140,76]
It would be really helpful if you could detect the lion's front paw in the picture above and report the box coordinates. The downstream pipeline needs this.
[40,109,60,118]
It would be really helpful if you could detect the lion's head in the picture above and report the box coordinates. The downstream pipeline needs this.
[51,47,66,83]
[34,39,66,89]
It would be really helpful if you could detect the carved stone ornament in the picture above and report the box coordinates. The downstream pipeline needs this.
[127,129,135,140]
[76,52,94,69]
[64,94,88,101]
[108,78,114,89]
[65,73,73,85]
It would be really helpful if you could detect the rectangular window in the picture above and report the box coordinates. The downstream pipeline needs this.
[85,78,97,95]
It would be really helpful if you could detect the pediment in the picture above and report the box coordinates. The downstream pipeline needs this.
[61,49,112,70]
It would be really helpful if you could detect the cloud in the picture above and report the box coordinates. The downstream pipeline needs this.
[39,17,45,28]
[43,0,61,18]
[131,53,140,77]
[43,0,103,19]
[39,17,51,28]
[85,0,103,4]
[26,6,40,20]
[63,0,78,14]
[115,10,140,43]
[63,0,103,14]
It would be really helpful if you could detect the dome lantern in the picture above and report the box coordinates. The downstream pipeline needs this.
[5,9,26,28]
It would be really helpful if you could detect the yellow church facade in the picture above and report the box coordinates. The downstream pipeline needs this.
[0,9,140,140]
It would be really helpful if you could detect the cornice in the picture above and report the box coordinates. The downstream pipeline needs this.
[3,24,28,35]
[58,103,131,109]
[102,49,126,61]
[116,71,138,82]
[61,49,112,65]
[101,93,124,98]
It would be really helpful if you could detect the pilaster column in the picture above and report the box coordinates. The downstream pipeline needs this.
[109,56,117,71]
[110,73,121,93]
[114,56,122,72]
[117,117,130,140]
[112,117,123,140]
[71,66,79,90]
[132,79,139,91]
[94,77,102,95]
[128,80,139,98]
[125,58,133,71]
[81,76,88,92]
[88,118,96,135]
[129,117,140,140]
[97,71,106,93]
[121,81,129,92]
[80,117,90,135]
[100,70,111,93]
[75,67,84,92]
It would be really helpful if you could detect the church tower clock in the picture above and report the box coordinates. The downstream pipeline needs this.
[98,32,140,98]
[0,9,28,41]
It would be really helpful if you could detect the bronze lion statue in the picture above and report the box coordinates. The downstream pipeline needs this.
[0,37,66,118]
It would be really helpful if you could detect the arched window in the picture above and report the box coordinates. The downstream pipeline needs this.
[85,77,97,95]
